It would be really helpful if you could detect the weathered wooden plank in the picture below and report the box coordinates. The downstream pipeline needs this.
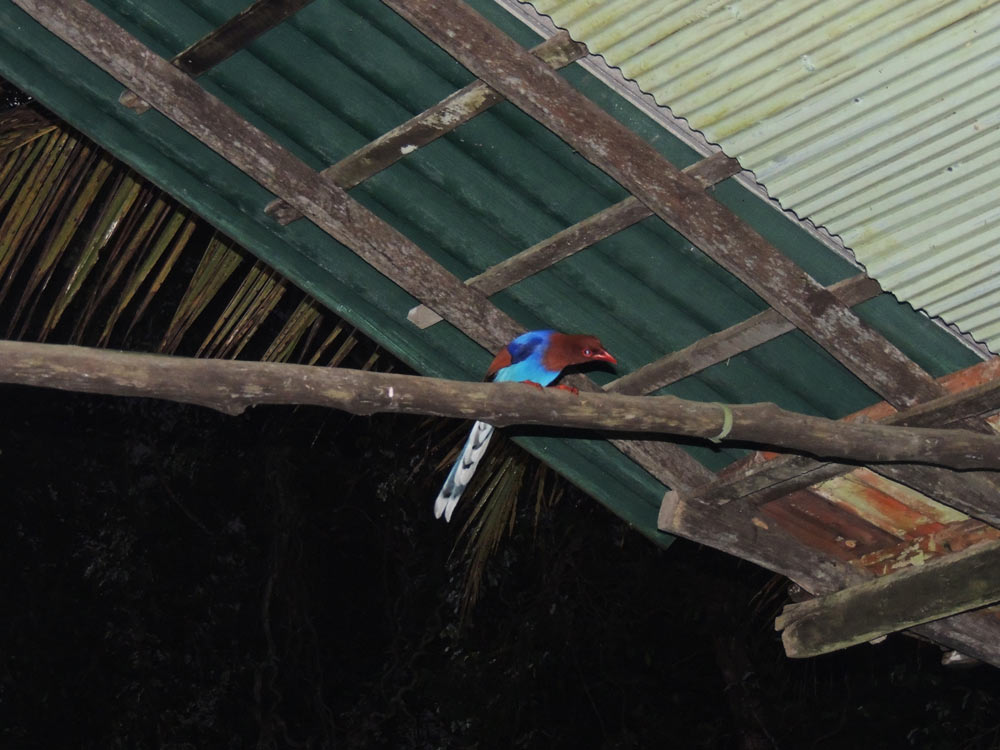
[914,609,1000,669]
[265,32,587,223]
[383,0,944,410]
[608,274,881,396]
[407,152,742,329]
[776,539,1000,658]
[23,0,845,598]
[21,0,523,353]
[120,0,315,113]
[22,0,1000,673]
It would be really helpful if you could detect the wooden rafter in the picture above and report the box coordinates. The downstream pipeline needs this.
[382,0,944,411]
[265,31,587,223]
[408,151,742,329]
[17,0,1000,666]
[120,0,315,113]
[14,0,874,601]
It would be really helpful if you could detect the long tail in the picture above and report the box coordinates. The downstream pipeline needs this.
[434,420,495,522]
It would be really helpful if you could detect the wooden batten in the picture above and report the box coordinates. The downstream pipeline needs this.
[407,152,743,329]
[608,274,881,396]
[382,0,946,410]
[265,32,587,224]
[120,0,316,113]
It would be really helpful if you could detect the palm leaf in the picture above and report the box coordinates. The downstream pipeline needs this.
[40,169,142,339]
[8,146,106,337]
[158,233,242,354]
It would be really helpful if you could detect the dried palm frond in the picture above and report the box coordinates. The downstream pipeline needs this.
[0,86,387,371]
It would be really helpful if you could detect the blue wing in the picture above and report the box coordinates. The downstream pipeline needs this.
[495,330,560,385]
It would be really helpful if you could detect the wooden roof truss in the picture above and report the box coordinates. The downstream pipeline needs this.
[16,0,1000,665]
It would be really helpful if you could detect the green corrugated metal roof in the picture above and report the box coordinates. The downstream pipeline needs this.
[0,0,981,545]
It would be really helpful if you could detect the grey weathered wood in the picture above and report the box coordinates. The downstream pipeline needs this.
[608,274,882,396]
[265,32,587,223]
[384,0,945,410]
[121,0,315,113]
[19,0,837,595]
[20,0,522,353]
[776,539,1000,658]
[24,0,1000,666]
[408,197,651,328]
[5,340,1000,469]
[408,152,742,329]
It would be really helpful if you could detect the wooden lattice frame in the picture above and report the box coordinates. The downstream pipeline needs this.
[14,0,1000,663]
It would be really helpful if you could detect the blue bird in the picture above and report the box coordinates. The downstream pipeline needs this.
[434,330,616,522]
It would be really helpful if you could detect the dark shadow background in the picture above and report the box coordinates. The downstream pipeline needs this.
[3,384,1000,750]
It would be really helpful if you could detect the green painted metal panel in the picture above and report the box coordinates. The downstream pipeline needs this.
[0,0,981,548]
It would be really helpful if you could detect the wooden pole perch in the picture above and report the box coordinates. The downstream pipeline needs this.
[3,340,1000,471]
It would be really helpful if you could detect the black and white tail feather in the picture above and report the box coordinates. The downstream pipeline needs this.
[433,420,495,522]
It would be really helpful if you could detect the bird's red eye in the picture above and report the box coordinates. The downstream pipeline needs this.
[583,348,593,356]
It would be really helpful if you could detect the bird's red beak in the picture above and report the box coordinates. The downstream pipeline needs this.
[593,349,617,365]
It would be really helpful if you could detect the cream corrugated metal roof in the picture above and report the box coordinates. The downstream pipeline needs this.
[523,0,1000,353]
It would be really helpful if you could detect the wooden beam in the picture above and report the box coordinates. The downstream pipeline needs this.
[776,539,1000,658]
[265,32,587,224]
[404,2,1000,578]
[20,0,524,353]
[608,274,882,395]
[383,0,944,410]
[407,151,742,329]
[681,369,1000,524]
[21,0,1000,669]
[120,0,315,113]
[378,0,1000,569]
[20,0,844,593]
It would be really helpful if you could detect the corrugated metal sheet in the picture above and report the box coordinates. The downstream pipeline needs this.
[0,0,980,545]
[527,0,1000,352]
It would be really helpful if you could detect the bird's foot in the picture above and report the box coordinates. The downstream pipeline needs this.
[552,384,579,395]
[520,380,545,390]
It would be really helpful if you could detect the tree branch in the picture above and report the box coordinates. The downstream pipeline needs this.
[2,340,1000,471]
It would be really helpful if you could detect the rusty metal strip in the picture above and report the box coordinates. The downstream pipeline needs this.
[408,152,742,329]
[265,31,587,224]
[680,366,1000,525]
[608,274,882,396]
[383,0,944,411]
[120,0,315,113]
